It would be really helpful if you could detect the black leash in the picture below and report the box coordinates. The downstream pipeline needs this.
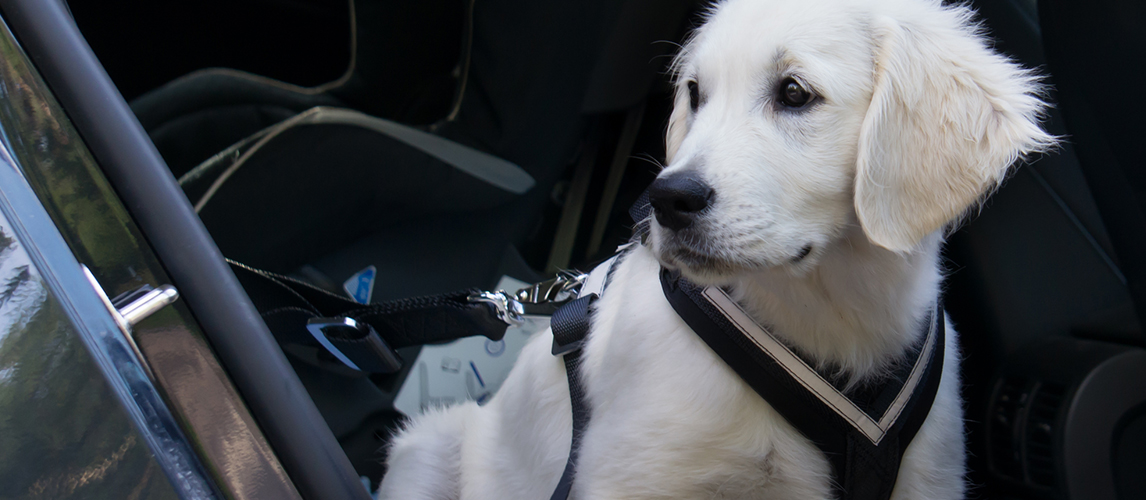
[231,252,604,498]
[229,259,515,375]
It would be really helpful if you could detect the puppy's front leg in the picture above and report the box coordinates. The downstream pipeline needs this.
[378,403,475,500]
[379,330,574,500]
[455,330,576,499]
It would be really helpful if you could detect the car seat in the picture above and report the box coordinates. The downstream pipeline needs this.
[132,0,699,487]
[131,0,468,179]
[942,1,1146,498]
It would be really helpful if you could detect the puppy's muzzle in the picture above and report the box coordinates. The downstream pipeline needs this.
[649,172,714,231]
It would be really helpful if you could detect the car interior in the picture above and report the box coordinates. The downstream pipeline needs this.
[55,0,1146,498]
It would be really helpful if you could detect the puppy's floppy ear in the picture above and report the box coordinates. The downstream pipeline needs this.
[855,8,1056,252]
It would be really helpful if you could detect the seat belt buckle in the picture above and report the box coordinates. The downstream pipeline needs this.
[305,317,403,374]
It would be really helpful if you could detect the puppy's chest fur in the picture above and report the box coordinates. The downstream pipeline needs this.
[572,248,837,499]
[378,243,963,500]
[566,247,961,499]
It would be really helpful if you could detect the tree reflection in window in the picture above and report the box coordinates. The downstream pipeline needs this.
[0,223,174,499]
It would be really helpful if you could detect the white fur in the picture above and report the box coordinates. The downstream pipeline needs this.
[378,0,1054,498]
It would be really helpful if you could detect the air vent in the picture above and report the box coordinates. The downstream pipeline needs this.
[987,376,1070,492]
[1025,382,1065,488]
[988,377,1028,480]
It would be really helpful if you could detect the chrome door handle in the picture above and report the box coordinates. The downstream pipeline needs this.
[82,265,179,380]
[117,285,180,326]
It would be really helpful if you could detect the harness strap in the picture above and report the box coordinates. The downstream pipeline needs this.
[548,294,597,500]
[660,270,945,500]
[547,254,618,500]
[229,259,510,374]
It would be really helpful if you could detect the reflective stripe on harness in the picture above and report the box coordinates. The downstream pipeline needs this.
[660,270,945,500]
[547,191,945,500]
[545,254,943,500]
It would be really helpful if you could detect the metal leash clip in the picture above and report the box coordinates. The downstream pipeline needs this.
[469,290,526,327]
[514,271,587,315]
[468,271,589,327]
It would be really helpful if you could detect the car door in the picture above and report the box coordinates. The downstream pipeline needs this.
[0,1,359,498]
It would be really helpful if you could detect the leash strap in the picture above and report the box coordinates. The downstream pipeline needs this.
[229,259,511,374]
[660,270,944,500]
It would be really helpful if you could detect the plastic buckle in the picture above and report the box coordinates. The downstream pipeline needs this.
[549,293,597,356]
[305,317,403,373]
[551,336,586,356]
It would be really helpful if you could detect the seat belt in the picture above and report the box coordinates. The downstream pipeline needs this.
[230,258,589,376]
[229,260,517,375]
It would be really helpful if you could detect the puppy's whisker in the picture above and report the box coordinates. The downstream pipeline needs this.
[633,154,666,170]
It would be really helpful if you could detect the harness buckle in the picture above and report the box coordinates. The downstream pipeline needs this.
[549,293,597,356]
[551,336,586,356]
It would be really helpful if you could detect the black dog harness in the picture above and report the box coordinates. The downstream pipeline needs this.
[231,194,944,500]
[546,197,945,500]
[659,272,944,500]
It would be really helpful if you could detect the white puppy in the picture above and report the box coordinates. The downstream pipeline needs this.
[378,0,1055,498]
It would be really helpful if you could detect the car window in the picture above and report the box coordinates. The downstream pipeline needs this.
[0,10,300,499]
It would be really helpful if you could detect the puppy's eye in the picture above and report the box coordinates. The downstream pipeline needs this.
[687,80,700,111]
[778,77,815,109]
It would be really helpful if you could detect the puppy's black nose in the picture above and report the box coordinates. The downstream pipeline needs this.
[648,172,714,231]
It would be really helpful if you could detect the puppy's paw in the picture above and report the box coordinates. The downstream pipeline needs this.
[377,403,476,500]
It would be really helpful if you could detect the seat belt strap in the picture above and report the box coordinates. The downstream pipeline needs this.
[229,259,512,374]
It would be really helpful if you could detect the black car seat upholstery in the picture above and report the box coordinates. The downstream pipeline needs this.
[175,0,629,281]
[133,71,347,179]
[145,0,698,293]
[131,0,467,179]
[133,0,698,487]
[1039,0,1146,337]
[179,106,535,285]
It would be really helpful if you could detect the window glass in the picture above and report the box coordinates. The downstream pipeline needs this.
[0,213,177,499]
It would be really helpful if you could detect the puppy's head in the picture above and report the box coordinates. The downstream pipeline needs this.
[650,0,1055,284]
